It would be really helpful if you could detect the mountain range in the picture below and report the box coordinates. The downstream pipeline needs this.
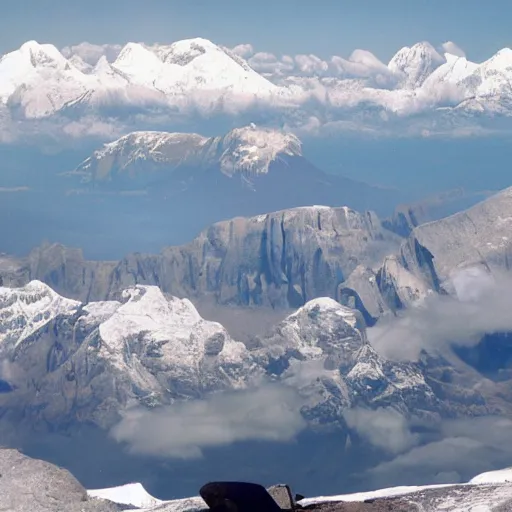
[3,181,512,320]
[1,38,512,139]
[2,174,512,497]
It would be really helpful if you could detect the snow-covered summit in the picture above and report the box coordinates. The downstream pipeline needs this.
[0,37,278,118]
[388,42,446,89]
[420,52,479,95]
[462,47,512,97]
[75,130,209,179]
[2,37,512,122]
[208,124,302,177]
[112,37,276,97]
[74,124,302,180]
[98,284,250,378]
[0,280,79,350]
[262,296,366,364]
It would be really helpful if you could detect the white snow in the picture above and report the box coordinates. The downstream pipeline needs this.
[75,124,301,180]
[0,280,80,349]
[300,467,512,507]
[214,124,302,176]
[1,37,512,119]
[469,468,512,485]
[97,285,247,375]
[388,42,445,89]
[86,466,512,511]
[300,483,455,505]
[88,482,164,508]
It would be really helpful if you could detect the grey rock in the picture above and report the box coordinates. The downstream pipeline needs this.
[383,188,493,238]
[255,298,442,423]
[267,484,296,509]
[0,448,121,511]
[1,206,402,311]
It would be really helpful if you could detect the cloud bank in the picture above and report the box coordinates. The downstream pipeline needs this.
[368,267,512,362]
[110,384,306,458]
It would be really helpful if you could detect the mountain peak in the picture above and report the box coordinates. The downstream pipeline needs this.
[112,42,163,81]
[291,297,365,331]
[159,37,220,65]
[216,125,302,176]
[389,41,445,89]
[484,47,512,70]
[74,125,302,180]
[0,280,80,349]
[18,40,69,69]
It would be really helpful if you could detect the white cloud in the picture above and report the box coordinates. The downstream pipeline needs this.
[344,407,418,454]
[231,43,254,58]
[368,267,512,362]
[367,417,512,487]
[331,49,392,80]
[294,54,330,75]
[110,384,306,458]
[441,41,466,58]
[239,43,391,83]
[61,42,123,65]
[248,51,296,76]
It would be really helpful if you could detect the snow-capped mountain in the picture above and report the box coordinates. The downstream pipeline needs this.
[0,280,79,350]
[58,124,406,256]
[255,297,438,421]
[0,278,484,433]
[74,124,302,180]
[388,42,446,89]
[0,38,279,120]
[0,281,258,428]
[1,37,512,135]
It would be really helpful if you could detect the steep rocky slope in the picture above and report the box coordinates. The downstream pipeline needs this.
[400,186,512,283]
[0,206,401,310]
[342,186,512,317]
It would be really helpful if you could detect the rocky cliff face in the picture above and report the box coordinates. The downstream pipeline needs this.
[341,186,512,317]
[108,206,400,309]
[4,186,512,328]
[1,206,402,311]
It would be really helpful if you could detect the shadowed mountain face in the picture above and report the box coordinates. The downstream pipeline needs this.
[0,205,402,311]
[383,188,494,238]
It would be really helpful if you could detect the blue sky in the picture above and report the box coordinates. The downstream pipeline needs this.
[1,0,510,62]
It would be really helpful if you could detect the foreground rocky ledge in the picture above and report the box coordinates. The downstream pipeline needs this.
[3,447,512,512]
